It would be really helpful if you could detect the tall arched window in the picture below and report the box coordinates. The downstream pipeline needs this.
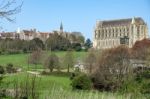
[102,32,104,38]
[113,32,114,37]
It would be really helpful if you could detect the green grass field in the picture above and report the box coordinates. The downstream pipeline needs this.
[1,72,147,99]
[0,51,86,69]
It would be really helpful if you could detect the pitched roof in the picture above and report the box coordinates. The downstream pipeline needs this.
[97,17,146,27]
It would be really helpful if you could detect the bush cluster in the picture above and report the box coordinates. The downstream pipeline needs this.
[71,73,92,90]
[0,64,17,74]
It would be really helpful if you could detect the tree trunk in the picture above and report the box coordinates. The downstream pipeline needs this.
[67,65,70,73]
[89,64,92,74]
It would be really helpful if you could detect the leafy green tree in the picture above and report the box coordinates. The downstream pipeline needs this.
[84,39,92,50]
[46,33,71,51]
[29,38,45,51]
[71,32,85,44]
[71,43,82,51]
[33,38,45,49]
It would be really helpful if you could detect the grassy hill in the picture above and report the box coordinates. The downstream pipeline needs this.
[0,51,86,69]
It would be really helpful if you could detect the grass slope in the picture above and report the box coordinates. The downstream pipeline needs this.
[1,72,147,99]
[0,51,86,69]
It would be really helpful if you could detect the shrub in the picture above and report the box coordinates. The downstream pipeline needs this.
[135,69,150,94]
[6,63,16,73]
[71,43,82,51]
[23,48,28,53]
[0,66,5,74]
[6,49,21,54]
[141,82,150,94]
[70,71,81,80]
[0,50,2,55]
[0,89,6,98]
[41,71,71,77]
[121,69,150,94]
[71,73,92,90]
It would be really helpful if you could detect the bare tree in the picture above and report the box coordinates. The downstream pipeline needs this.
[0,0,22,22]
[64,51,74,73]
[85,49,96,74]
[146,49,150,67]
[29,49,43,69]
[132,39,150,60]
[92,45,132,91]
[132,39,150,67]
[44,53,59,72]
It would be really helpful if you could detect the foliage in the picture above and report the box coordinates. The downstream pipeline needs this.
[0,39,24,54]
[1,72,148,99]
[43,87,147,99]
[45,32,85,51]
[0,32,84,53]
[71,73,92,90]
[6,63,16,73]
[71,43,82,51]
[84,38,92,50]
[6,49,22,54]
[29,38,45,51]
[135,69,150,94]
[71,32,85,44]
[44,53,59,72]
[41,71,71,77]
[46,33,71,51]
[0,66,5,74]
[7,74,40,99]
[0,38,44,54]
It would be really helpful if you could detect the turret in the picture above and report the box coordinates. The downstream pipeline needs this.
[60,22,63,33]
[131,17,136,24]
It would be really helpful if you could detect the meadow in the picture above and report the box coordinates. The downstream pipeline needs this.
[1,72,147,99]
[0,51,148,99]
[0,51,86,70]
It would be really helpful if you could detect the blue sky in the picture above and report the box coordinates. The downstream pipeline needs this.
[1,0,150,40]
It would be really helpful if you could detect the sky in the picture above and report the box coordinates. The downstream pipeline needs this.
[1,0,150,40]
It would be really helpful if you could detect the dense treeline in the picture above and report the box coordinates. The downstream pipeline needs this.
[0,38,44,54]
[0,33,92,54]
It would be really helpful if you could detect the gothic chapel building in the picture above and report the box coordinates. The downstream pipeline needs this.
[93,17,149,49]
